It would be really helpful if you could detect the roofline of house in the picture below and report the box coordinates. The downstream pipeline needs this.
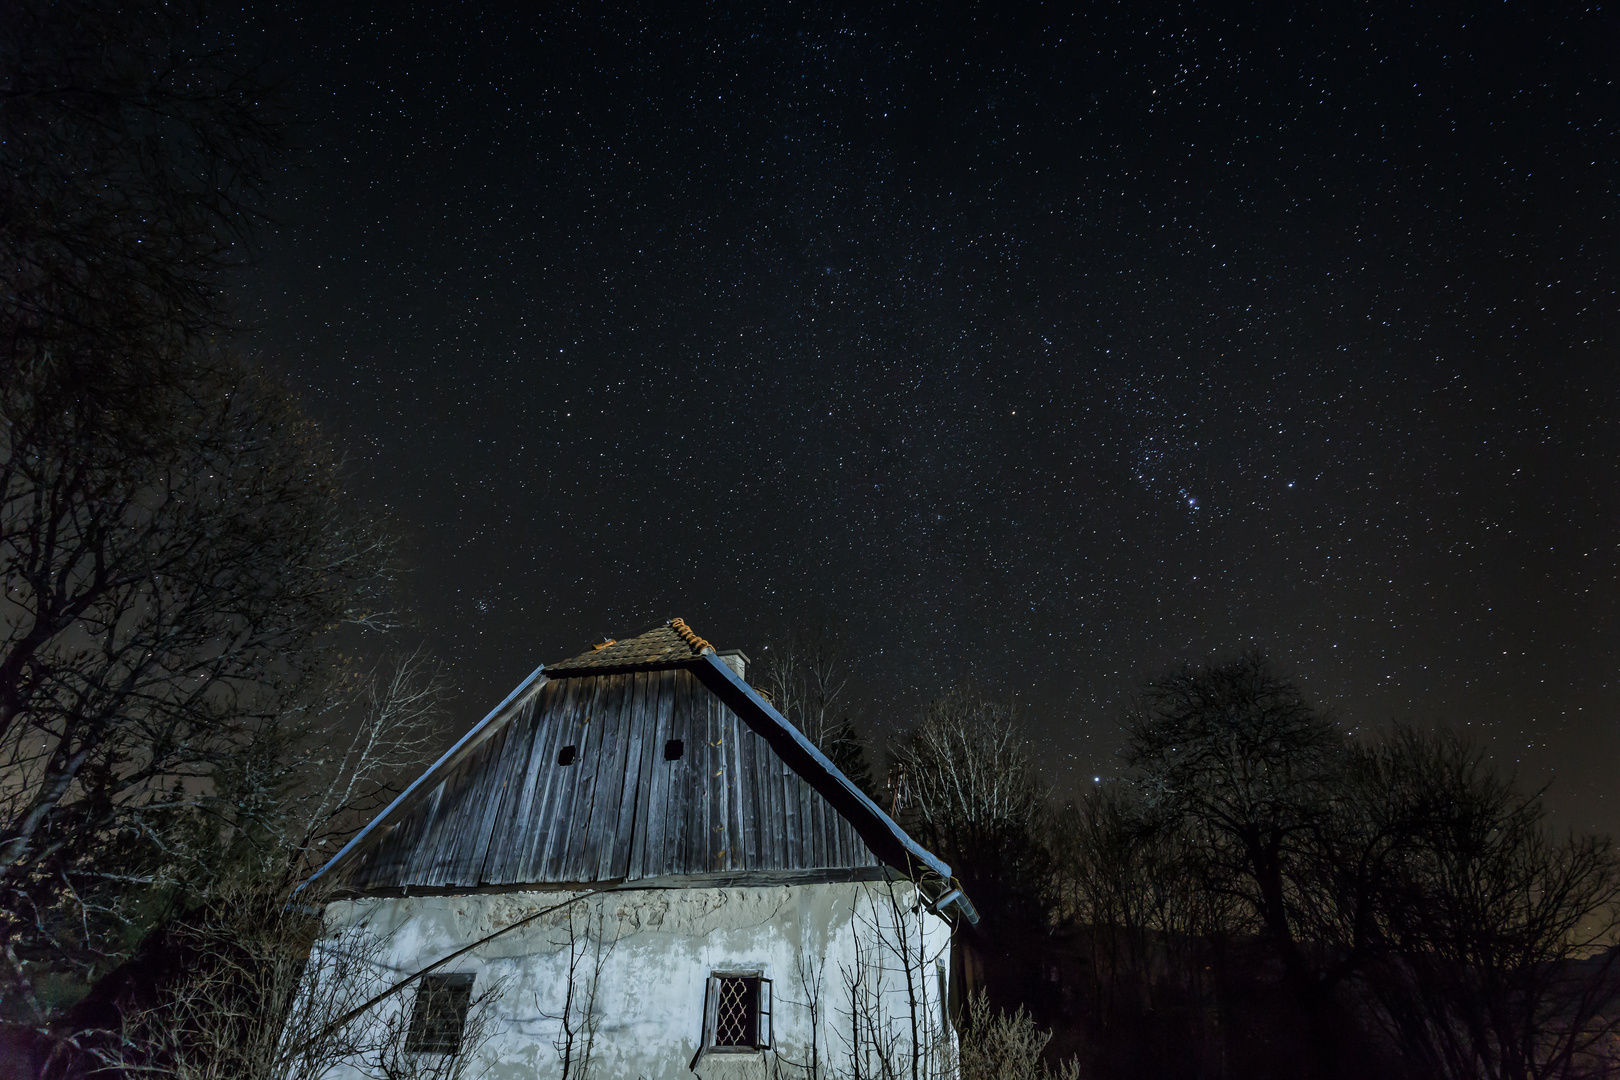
[298,652,980,928]
[689,652,980,926]
[298,661,551,892]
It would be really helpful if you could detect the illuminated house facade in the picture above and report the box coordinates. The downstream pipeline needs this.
[306,619,977,1079]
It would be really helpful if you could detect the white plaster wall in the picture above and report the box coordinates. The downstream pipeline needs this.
[316,880,957,1080]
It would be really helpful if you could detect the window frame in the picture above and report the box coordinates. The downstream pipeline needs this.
[695,968,773,1064]
[403,972,476,1056]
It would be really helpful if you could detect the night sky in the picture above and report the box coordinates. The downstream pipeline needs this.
[243,3,1620,830]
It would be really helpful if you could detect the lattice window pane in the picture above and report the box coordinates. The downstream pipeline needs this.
[713,976,758,1047]
[405,973,475,1055]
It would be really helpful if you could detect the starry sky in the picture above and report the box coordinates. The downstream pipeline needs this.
[243,2,1620,829]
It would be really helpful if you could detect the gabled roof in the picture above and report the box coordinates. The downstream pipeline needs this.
[304,620,977,925]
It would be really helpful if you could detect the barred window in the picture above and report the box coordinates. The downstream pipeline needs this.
[405,973,475,1055]
[701,971,772,1053]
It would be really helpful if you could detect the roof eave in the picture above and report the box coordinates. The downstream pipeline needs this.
[689,652,979,925]
[297,662,551,892]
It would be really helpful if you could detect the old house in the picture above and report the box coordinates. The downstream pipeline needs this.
[305,619,979,1079]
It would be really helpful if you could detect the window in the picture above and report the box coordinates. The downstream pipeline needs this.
[404,973,475,1055]
[701,972,771,1054]
[664,738,684,760]
[557,745,577,766]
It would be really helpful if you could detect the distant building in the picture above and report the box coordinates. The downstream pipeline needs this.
[306,619,978,1079]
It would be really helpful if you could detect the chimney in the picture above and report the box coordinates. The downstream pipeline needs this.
[715,649,749,680]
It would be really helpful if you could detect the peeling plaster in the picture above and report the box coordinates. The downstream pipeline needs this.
[318,881,957,1080]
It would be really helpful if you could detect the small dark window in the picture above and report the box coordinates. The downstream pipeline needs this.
[557,745,577,766]
[405,973,474,1055]
[702,973,771,1051]
[664,738,684,760]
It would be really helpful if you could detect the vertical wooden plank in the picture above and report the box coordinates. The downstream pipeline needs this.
[582,673,633,879]
[816,782,831,868]
[762,725,786,870]
[780,748,796,869]
[375,780,445,887]
[417,761,473,886]
[791,763,806,867]
[561,675,611,880]
[662,666,690,877]
[702,685,721,871]
[751,726,770,869]
[681,668,706,876]
[807,778,825,870]
[782,762,799,870]
[601,670,648,879]
[519,677,584,880]
[483,682,559,882]
[417,734,508,886]
[465,695,539,881]
[539,681,583,880]
[636,668,677,878]
[723,706,744,873]
[793,761,810,867]
[513,677,570,880]
[736,716,760,870]
[693,671,714,873]
[568,675,614,878]
[690,682,708,875]
[668,668,696,876]
[411,769,463,885]
[406,783,446,885]
[547,675,606,882]
[687,670,710,875]
[801,775,818,870]
[810,773,822,867]
[714,703,730,872]
[626,670,666,880]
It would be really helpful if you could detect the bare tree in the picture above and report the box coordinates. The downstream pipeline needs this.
[1052,787,1227,1029]
[540,908,619,1080]
[1102,661,1620,1080]
[773,949,832,1080]
[76,879,501,1080]
[270,649,449,879]
[760,629,872,796]
[20,650,447,1076]
[840,927,905,1080]
[1120,654,1349,1074]
[833,878,967,1080]
[891,690,1055,936]
[760,631,852,750]
[1122,654,1344,961]
[0,0,420,1026]
[359,971,505,1080]
[831,873,1082,1080]
[0,365,408,1013]
[1353,730,1620,1080]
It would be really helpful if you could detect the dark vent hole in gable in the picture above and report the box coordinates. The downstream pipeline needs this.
[557,745,577,766]
[664,739,684,761]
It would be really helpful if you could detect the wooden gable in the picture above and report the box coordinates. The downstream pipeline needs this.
[323,626,891,893]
